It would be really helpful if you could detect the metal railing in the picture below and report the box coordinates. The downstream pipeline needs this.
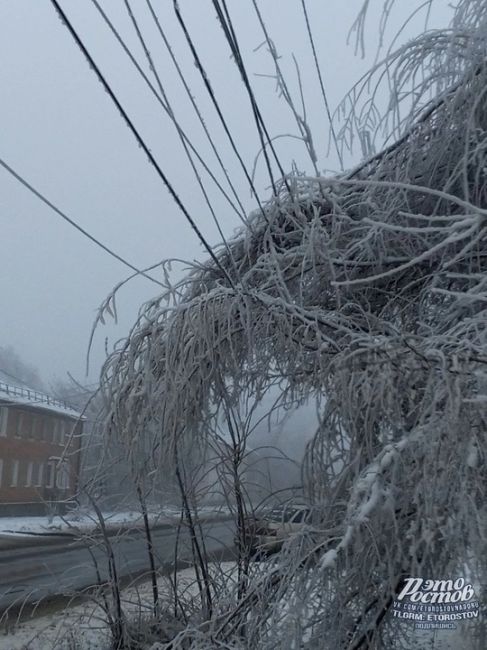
[0,381,74,412]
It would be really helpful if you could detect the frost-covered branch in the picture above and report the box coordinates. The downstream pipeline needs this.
[95,1,487,647]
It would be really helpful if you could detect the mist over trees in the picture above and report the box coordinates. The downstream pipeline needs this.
[0,345,45,391]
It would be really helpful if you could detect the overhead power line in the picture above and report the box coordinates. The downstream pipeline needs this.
[122,0,234,256]
[144,0,248,220]
[212,0,291,195]
[0,157,163,287]
[50,0,236,289]
[90,0,248,227]
[172,0,268,222]
[300,0,344,171]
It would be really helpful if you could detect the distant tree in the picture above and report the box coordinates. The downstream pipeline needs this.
[51,376,98,413]
[0,345,44,391]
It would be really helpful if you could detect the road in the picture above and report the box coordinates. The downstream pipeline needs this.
[0,518,235,611]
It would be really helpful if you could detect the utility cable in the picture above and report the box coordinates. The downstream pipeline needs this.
[123,0,235,258]
[145,0,248,222]
[251,0,320,176]
[90,0,247,228]
[172,0,268,223]
[213,0,291,195]
[300,0,344,171]
[0,157,163,287]
[51,0,236,289]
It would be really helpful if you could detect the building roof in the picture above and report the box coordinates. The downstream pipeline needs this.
[0,370,82,419]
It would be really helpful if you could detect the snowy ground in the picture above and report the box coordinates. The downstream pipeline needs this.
[0,505,231,539]
[1,563,237,650]
[0,559,478,650]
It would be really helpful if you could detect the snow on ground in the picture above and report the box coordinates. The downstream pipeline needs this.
[1,563,236,650]
[0,505,231,538]
[0,559,479,650]
[0,510,173,536]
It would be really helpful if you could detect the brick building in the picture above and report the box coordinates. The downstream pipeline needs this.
[0,371,83,515]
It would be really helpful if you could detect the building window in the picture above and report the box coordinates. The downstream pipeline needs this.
[43,418,51,443]
[46,461,55,489]
[32,417,41,441]
[36,462,44,488]
[24,414,33,440]
[16,413,23,438]
[53,420,59,445]
[26,461,33,487]
[0,459,3,487]
[56,461,70,490]
[57,421,65,446]
[10,460,19,487]
[0,407,8,436]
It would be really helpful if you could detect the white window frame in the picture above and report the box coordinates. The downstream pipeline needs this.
[56,461,70,490]
[26,461,33,487]
[46,461,55,489]
[37,462,44,487]
[0,407,8,436]
[10,460,19,487]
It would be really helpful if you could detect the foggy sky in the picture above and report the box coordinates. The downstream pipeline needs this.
[0,0,451,389]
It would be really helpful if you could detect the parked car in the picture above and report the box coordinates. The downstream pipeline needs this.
[238,503,312,556]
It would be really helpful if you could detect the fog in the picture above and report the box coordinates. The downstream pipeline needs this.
[0,0,451,387]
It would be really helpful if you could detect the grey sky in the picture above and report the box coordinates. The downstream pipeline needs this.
[0,0,451,388]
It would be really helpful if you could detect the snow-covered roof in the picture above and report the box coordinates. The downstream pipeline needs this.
[0,371,82,419]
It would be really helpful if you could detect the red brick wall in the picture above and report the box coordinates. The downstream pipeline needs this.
[0,404,82,505]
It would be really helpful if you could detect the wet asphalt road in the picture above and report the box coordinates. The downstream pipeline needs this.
[0,518,235,611]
